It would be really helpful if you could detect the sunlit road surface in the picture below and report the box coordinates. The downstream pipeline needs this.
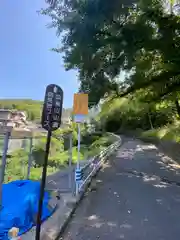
[60,139,180,240]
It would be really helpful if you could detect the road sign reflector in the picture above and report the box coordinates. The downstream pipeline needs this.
[75,168,83,182]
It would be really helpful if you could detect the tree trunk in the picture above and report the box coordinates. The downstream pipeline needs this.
[175,98,180,117]
[148,110,153,129]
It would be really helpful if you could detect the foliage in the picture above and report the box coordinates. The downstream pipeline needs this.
[98,94,176,132]
[32,136,64,167]
[81,132,116,158]
[5,149,29,182]
[81,132,103,145]
[4,131,115,182]
[141,121,180,143]
[91,134,115,148]
[119,0,180,101]
[41,0,138,106]
[42,0,180,110]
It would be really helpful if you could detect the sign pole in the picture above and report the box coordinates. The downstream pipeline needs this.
[73,93,88,196]
[35,84,63,240]
[27,137,33,179]
[68,133,72,190]
[77,123,81,169]
[35,130,52,240]
[76,124,81,195]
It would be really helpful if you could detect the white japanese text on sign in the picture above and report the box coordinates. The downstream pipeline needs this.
[41,84,63,131]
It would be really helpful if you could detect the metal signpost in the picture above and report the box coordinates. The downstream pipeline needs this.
[73,93,88,195]
[0,129,11,209]
[67,133,73,190]
[35,84,63,240]
[27,137,33,179]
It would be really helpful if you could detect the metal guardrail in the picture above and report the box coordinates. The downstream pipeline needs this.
[0,130,121,207]
[77,134,122,194]
[45,132,122,196]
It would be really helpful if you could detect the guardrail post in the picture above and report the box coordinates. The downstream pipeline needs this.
[0,131,11,209]
[75,167,83,195]
[27,137,33,179]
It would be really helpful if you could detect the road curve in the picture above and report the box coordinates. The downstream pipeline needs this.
[60,138,180,240]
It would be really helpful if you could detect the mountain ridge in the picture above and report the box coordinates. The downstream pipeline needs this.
[0,99,72,121]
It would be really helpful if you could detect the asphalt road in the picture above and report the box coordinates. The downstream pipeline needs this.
[60,138,180,240]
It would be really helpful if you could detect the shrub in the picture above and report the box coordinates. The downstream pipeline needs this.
[98,95,175,132]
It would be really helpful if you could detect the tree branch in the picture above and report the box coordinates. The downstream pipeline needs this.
[118,70,180,97]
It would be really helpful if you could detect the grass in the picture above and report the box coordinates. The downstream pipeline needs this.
[140,121,180,143]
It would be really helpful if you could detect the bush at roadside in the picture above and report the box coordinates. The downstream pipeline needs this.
[140,121,180,143]
[4,131,116,182]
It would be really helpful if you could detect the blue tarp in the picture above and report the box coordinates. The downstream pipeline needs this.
[0,180,56,239]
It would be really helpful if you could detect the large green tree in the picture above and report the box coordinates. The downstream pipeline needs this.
[42,0,138,105]
[42,0,180,106]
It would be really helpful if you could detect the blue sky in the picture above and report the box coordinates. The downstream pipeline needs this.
[0,0,78,108]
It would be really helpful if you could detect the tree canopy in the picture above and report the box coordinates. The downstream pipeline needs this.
[42,0,180,106]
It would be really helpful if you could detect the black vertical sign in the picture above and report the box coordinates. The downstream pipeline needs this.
[41,84,63,131]
[35,84,63,240]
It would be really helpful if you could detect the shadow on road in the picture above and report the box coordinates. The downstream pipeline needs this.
[61,139,180,240]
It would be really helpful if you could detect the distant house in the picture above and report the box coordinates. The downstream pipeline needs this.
[11,111,27,127]
[0,109,27,129]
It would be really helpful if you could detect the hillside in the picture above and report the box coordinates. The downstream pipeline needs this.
[0,99,72,122]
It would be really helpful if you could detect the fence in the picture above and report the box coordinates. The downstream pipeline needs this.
[75,133,122,195]
[0,130,121,209]
[0,131,74,208]
[1,134,72,177]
